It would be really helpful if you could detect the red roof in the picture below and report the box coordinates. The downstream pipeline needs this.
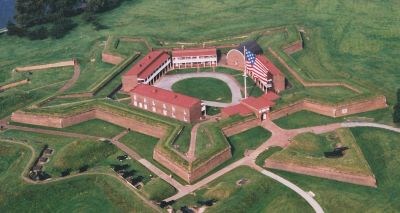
[256,55,283,76]
[131,84,201,108]
[221,104,253,117]
[261,92,280,102]
[241,96,274,111]
[172,48,217,57]
[124,51,170,79]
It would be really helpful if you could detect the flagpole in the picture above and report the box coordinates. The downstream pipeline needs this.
[243,46,247,99]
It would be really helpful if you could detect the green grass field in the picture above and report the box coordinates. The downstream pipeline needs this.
[172,166,313,212]
[172,77,232,103]
[273,127,400,212]
[1,0,398,116]
[269,128,373,176]
[0,141,157,212]
[119,131,160,161]
[227,126,272,161]
[142,177,177,202]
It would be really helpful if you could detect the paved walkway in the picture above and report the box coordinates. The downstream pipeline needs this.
[154,73,243,107]
[5,118,400,212]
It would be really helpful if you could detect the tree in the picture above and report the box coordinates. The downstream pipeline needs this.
[6,21,25,37]
[394,88,400,123]
[397,88,400,103]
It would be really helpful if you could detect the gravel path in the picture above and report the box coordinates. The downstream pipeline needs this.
[154,73,243,107]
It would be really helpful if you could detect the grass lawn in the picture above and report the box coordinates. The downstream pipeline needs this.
[273,110,343,129]
[269,128,373,176]
[272,127,400,212]
[142,177,177,202]
[46,140,118,176]
[172,77,232,103]
[227,126,272,161]
[62,119,125,138]
[119,131,160,161]
[172,166,313,212]
[0,141,156,213]
[255,146,283,167]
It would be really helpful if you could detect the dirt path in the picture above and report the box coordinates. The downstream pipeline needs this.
[56,61,81,94]
[15,60,75,72]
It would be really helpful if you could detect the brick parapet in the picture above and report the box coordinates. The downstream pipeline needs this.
[265,160,377,187]
[269,96,387,120]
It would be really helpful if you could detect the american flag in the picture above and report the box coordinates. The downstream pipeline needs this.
[245,49,269,83]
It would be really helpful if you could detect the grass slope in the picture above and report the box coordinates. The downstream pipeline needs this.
[173,166,313,212]
[273,127,400,212]
[270,128,373,176]
[0,141,156,213]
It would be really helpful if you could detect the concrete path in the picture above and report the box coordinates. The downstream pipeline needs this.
[252,164,324,213]
[5,118,400,212]
[342,122,400,133]
[154,73,243,107]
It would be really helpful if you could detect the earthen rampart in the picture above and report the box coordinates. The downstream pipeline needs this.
[269,96,387,120]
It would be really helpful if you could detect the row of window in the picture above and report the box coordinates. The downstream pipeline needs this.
[173,56,216,60]
[133,101,188,121]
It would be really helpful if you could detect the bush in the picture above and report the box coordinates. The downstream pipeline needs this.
[6,21,25,37]
[50,18,77,39]
[27,26,49,40]
[394,104,400,123]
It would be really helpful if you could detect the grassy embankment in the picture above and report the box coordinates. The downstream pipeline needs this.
[273,127,400,212]
[0,137,157,212]
[269,128,373,176]
[172,166,313,212]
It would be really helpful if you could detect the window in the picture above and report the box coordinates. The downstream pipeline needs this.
[139,103,143,108]
[172,106,175,112]
[184,110,187,115]
[144,98,147,103]
[144,104,148,110]
[163,104,166,109]
[133,101,137,106]
[152,107,156,112]
[184,116,187,122]
[152,101,155,106]
[133,95,137,100]
[163,110,167,115]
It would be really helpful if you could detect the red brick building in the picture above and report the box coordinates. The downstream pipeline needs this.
[122,51,172,92]
[130,84,204,123]
[172,48,217,69]
[221,92,279,120]
[226,41,286,93]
